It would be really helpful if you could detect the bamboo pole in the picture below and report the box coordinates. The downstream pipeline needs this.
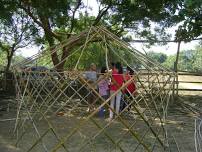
[174,41,181,98]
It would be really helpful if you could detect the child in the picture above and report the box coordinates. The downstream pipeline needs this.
[97,67,109,117]
[98,67,109,99]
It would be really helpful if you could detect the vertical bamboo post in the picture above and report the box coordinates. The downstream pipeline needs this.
[174,41,181,99]
[171,73,176,104]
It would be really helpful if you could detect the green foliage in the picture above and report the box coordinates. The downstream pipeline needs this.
[0,51,6,69]
[64,43,109,70]
[147,46,202,72]
[2,0,201,45]
[0,44,9,69]
[101,0,178,41]
[163,46,202,72]
[0,0,17,25]
[62,41,139,70]
[0,51,25,69]
[175,0,202,41]
[162,55,176,70]
[0,0,201,71]
[101,0,202,41]
[188,47,202,72]
[12,54,26,65]
[147,51,167,63]
[0,9,38,71]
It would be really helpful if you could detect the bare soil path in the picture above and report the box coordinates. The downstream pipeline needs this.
[0,94,201,152]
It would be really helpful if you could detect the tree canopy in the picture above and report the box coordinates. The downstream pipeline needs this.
[0,10,37,71]
[147,51,167,63]
[0,0,201,70]
[147,46,202,72]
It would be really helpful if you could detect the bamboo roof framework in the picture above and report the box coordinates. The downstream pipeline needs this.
[13,26,176,152]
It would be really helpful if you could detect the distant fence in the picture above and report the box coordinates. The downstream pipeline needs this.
[176,71,202,92]
[136,70,202,93]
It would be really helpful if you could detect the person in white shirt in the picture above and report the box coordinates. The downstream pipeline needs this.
[84,63,97,112]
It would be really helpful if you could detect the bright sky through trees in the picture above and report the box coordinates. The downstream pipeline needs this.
[16,0,201,57]
[17,39,200,57]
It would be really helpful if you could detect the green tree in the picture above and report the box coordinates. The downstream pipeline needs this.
[174,0,202,41]
[163,55,176,70]
[0,51,6,69]
[163,46,202,72]
[147,51,167,63]
[0,11,37,71]
[12,54,26,66]
[101,0,202,41]
[0,0,201,71]
[192,47,202,72]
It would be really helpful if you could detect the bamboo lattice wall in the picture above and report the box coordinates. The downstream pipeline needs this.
[12,26,175,152]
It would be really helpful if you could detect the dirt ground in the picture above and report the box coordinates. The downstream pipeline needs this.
[0,93,202,152]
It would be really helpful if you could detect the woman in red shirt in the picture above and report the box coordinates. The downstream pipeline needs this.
[108,62,124,121]
[124,66,136,111]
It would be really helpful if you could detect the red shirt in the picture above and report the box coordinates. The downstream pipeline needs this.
[110,69,124,91]
[124,74,136,94]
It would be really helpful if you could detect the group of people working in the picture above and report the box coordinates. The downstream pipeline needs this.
[84,62,136,121]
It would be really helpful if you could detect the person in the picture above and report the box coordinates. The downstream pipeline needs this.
[98,66,109,100]
[84,63,97,112]
[108,62,124,121]
[123,66,136,111]
[97,66,109,118]
[85,63,97,83]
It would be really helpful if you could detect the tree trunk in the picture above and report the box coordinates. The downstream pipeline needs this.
[39,14,61,70]
[4,47,14,92]
[55,47,69,72]
[5,48,14,72]
[174,41,181,72]
[44,29,63,72]
[6,55,12,72]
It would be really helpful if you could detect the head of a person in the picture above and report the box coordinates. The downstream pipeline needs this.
[126,66,134,75]
[110,62,115,69]
[101,66,107,73]
[115,62,123,74]
[90,63,96,71]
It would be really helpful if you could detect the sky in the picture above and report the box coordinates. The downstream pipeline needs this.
[17,0,200,57]
[17,39,200,57]
[131,40,200,55]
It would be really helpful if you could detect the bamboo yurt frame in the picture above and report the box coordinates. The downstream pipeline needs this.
[13,26,175,152]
